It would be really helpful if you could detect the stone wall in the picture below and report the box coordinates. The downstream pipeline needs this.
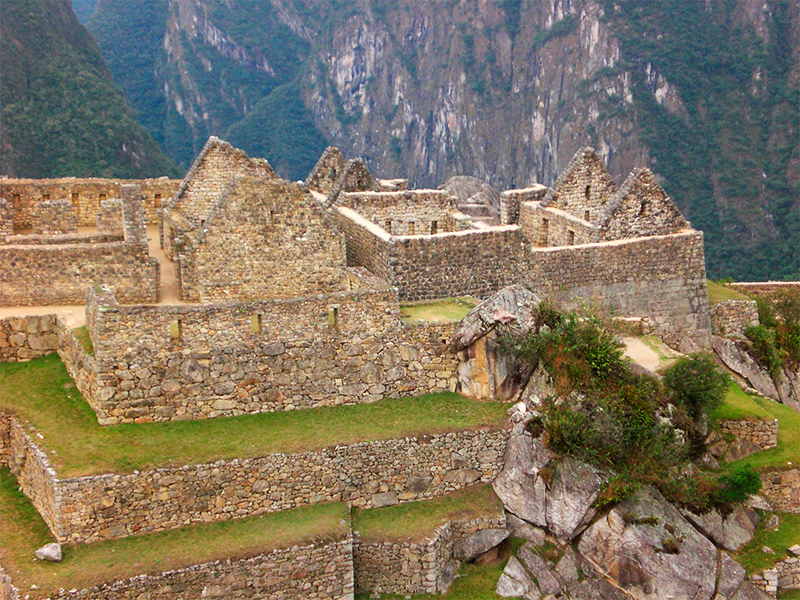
[730,282,800,298]
[44,540,354,600]
[760,469,800,513]
[523,231,711,350]
[0,315,59,362]
[500,185,548,225]
[0,178,178,228]
[338,190,457,235]
[305,146,346,195]
[31,200,78,235]
[0,191,159,306]
[335,207,394,281]
[0,416,61,538]
[3,411,505,543]
[96,199,124,235]
[519,202,597,247]
[719,419,778,449]
[354,514,505,596]
[0,198,12,241]
[710,300,759,338]
[177,178,348,302]
[751,556,800,598]
[540,147,618,222]
[0,562,17,600]
[75,280,458,424]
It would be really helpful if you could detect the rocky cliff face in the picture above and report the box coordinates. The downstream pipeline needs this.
[88,0,798,279]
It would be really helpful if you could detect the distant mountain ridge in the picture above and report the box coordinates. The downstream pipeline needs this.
[0,0,179,179]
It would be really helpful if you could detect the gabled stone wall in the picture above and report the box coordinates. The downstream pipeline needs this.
[540,147,617,222]
[177,177,347,302]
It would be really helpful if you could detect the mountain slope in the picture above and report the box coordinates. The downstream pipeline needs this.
[0,0,180,178]
[88,0,798,279]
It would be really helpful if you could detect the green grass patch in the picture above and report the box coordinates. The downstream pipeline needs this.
[733,512,800,574]
[779,590,800,600]
[0,354,507,477]
[401,298,477,323]
[712,381,775,421]
[721,393,799,472]
[71,326,94,355]
[708,280,751,304]
[355,560,507,600]
[0,467,348,598]
[354,485,503,542]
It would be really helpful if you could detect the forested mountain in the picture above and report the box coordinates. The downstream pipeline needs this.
[42,1,800,278]
[0,0,180,179]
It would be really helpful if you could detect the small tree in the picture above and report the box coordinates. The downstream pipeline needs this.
[663,353,729,419]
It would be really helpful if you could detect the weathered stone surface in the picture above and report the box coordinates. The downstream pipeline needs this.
[684,506,758,552]
[451,285,541,350]
[578,487,718,600]
[568,577,631,600]
[724,437,764,462]
[496,556,539,599]
[453,528,509,563]
[34,543,62,562]
[718,552,746,598]
[713,337,779,401]
[518,544,561,596]
[505,511,547,545]
[555,546,580,585]
[492,433,551,526]
[729,582,773,600]
[545,457,608,541]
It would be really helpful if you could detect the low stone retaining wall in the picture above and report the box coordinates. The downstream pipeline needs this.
[0,410,507,544]
[354,514,505,596]
[0,538,353,600]
[719,419,778,450]
[0,315,59,362]
[751,557,800,598]
[760,469,800,513]
[710,300,758,338]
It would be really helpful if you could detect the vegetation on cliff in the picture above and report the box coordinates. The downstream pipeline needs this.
[508,306,761,511]
[0,0,180,178]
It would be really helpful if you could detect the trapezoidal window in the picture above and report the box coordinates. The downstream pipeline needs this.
[251,313,263,334]
[585,185,591,200]
[384,219,392,232]
[584,210,590,222]
[567,230,575,245]
[170,319,183,342]
[328,306,340,329]
[42,194,50,201]
[154,193,162,208]
[408,221,415,235]
[72,193,80,218]
[99,193,107,202]
[431,220,438,234]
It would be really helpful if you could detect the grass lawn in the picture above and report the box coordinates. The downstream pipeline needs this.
[401,298,477,323]
[712,381,775,422]
[733,512,800,574]
[779,590,800,600]
[353,484,503,542]
[0,467,349,598]
[0,354,508,477]
[707,280,751,304]
[719,391,800,472]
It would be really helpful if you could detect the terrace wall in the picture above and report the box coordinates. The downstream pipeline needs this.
[0,178,178,228]
[78,279,459,424]
[760,468,800,513]
[730,282,800,298]
[2,413,506,544]
[0,315,59,362]
[44,540,354,600]
[710,300,759,338]
[719,419,778,450]
[354,514,506,596]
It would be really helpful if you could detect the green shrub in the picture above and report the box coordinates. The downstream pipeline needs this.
[715,465,762,504]
[663,354,729,418]
[744,324,783,380]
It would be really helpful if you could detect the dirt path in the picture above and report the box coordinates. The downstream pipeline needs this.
[623,336,681,373]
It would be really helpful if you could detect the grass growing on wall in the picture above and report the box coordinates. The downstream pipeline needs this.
[0,354,507,477]
[0,467,348,597]
[71,326,94,355]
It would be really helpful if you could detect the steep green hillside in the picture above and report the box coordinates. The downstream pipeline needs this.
[0,0,180,178]
[605,0,799,280]
[70,0,96,22]
[87,0,798,279]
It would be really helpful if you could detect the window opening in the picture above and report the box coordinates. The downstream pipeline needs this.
[328,306,339,329]
[431,220,438,234]
[170,319,182,341]
[251,313,263,334]
[567,230,575,245]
